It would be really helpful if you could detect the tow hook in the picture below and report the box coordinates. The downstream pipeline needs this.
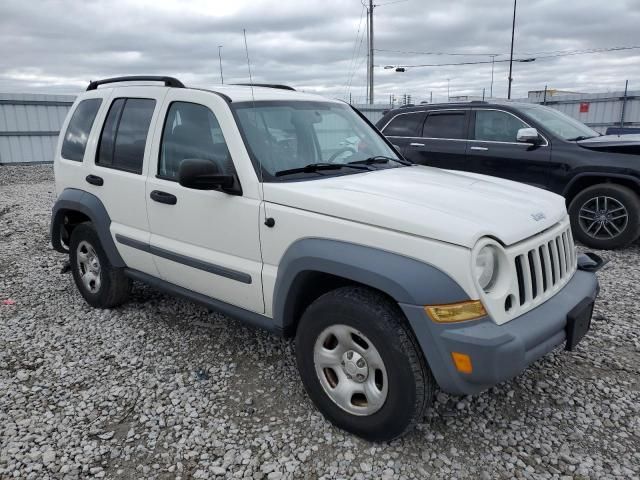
[577,252,608,272]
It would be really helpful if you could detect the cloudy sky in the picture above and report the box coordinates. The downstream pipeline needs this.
[1,0,639,103]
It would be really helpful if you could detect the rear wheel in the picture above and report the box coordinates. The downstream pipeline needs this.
[295,286,435,441]
[69,223,131,308]
[569,183,640,250]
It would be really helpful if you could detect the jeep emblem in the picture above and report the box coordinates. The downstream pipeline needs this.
[531,212,546,221]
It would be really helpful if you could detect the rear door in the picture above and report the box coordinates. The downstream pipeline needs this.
[85,87,167,276]
[467,108,551,188]
[402,109,469,171]
[145,89,264,313]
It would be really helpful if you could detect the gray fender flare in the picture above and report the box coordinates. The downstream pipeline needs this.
[272,238,469,331]
[50,188,125,268]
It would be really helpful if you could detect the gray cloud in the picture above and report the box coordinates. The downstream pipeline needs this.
[1,0,639,103]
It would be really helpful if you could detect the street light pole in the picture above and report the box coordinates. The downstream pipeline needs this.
[490,54,496,98]
[218,45,224,85]
[507,0,517,99]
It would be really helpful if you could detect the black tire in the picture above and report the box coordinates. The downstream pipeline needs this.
[569,183,640,250]
[295,286,435,442]
[69,223,131,308]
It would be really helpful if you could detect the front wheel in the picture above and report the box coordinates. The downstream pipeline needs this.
[569,183,640,250]
[295,286,435,441]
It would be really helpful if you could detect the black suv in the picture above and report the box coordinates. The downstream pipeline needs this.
[377,102,640,249]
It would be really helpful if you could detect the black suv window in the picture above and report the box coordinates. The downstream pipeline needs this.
[382,112,424,137]
[422,111,466,139]
[97,98,156,174]
[61,99,102,161]
[474,109,527,143]
[159,102,233,180]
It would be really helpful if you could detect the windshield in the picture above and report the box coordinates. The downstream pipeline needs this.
[514,104,599,140]
[233,101,401,180]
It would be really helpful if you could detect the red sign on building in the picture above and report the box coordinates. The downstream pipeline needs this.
[579,102,590,113]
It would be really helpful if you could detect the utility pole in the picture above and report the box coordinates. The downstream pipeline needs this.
[507,0,517,99]
[218,45,224,84]
[368,0,374,105]
[447,79,450,101]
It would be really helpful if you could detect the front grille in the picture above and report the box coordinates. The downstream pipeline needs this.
[512,226,576,307]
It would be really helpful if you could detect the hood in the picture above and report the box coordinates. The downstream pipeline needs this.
[578,134,640,154]
[263,166,567,248]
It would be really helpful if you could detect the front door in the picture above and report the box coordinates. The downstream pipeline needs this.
[145,90,264,313]
[467,109,551,188]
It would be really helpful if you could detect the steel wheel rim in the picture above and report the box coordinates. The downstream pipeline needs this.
[313,324,388,416]
[76,240,101,293]
[578,196,628,240]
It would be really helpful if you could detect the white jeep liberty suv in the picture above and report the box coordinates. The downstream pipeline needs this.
[51,76,603,441]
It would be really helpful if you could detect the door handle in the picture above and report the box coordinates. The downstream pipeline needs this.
[470,146,489,151]
[150,190,177,205]
[409,142,425,147]
[85,174,104,186]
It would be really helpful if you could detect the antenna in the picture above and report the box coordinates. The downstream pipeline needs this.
[243,29,271,226]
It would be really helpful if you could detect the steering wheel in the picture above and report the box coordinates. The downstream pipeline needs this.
[328,147,357,163]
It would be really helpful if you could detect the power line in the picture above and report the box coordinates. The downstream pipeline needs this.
[344,3,367,97]
[385,45,640,69]
[375,45,640,61]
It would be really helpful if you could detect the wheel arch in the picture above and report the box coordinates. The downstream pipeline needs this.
[273,238,469,337]
[563,173,640,206]
[50,188,125,267]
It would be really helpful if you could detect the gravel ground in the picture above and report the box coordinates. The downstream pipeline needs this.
[1,164,639,480]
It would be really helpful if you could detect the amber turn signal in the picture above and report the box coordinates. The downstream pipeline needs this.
[451,352,473,374]
[424,300,487,323]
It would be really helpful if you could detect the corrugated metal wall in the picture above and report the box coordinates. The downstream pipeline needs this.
[0,93,75,164]
[519,90,640,134]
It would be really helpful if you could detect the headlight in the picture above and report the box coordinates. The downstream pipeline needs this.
[474,245,499,291]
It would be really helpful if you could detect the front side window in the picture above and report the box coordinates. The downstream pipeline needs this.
[422,112,466,139]
[233,101,399,180]
[382,112,424,137]
[61,98,102,161]
[97,98,156,173]
[159,102,233,180]
[474,110,527,143]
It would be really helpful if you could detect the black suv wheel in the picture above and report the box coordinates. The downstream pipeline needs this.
[69,223,131,308]
[295,286,436,441]
[569,183,640,249]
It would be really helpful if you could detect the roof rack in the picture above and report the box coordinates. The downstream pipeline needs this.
[233,83,296,91]
[86,76,185,91]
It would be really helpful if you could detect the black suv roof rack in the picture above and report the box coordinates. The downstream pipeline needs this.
[233,83,296,91]
[86,76,185,91]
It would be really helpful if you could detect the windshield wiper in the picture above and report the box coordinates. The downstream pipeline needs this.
[348,155,413,166]
[275,162,371,177]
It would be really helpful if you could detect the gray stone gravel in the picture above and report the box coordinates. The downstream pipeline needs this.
[1,164,639,479]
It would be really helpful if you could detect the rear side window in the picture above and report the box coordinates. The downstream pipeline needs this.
[61,99,102,161]
[474,110,528,142]
[97,98,156,173]
[382,112,424,137]
[422,112,466,139]
[159,102,233,180]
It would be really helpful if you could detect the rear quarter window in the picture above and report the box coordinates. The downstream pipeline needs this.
[61,99,102,161]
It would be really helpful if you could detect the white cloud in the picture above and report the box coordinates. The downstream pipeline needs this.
[1,0,638,102]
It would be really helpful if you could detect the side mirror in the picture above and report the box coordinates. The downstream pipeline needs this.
[178,158,241,195]
[517,127,541,144]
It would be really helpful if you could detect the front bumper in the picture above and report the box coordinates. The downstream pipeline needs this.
[400,262,599,396]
